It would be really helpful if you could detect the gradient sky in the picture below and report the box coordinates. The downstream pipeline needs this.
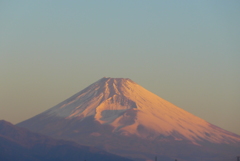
[1,1,240,135]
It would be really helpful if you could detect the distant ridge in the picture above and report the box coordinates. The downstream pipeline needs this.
[0,120,132,161]
[18,77,240,161]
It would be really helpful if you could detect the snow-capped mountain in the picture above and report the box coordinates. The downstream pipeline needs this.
[17,77,240,161]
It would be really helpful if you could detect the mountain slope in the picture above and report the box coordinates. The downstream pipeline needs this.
[0,120,132,161]
[17,77,240,161]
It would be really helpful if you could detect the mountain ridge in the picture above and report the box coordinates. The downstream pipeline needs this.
[0,119,132,161]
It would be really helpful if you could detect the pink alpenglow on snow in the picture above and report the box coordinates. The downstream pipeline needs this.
[18,77,240,161]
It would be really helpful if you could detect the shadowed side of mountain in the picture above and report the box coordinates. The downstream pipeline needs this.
[0,120,132,161]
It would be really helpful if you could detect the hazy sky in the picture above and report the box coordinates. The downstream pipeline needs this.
[1,1,240,135]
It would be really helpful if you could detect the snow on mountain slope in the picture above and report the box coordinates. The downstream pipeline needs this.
[21,77,240,144]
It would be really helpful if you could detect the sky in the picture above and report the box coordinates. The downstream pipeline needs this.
[0,1,240,135]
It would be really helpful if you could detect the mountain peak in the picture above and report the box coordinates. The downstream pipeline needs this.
[80,77,138,101]
[101,77,131,80]
[0,120,13,126]
[98,77,135,85]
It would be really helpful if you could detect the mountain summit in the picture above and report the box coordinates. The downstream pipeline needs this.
[18,77,240,161]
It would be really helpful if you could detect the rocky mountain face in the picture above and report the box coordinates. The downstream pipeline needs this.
[17,77,240,161]
[0,120,132,161]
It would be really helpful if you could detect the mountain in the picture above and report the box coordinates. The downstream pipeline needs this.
[17,77,240,161]
[0,120,132,161]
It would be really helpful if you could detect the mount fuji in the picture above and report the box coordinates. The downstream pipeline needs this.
[17,77,240,161]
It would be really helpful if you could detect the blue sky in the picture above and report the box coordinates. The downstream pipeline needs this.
[1,1,240,134]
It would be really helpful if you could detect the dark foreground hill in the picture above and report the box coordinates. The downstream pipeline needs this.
[0,120,132,161]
